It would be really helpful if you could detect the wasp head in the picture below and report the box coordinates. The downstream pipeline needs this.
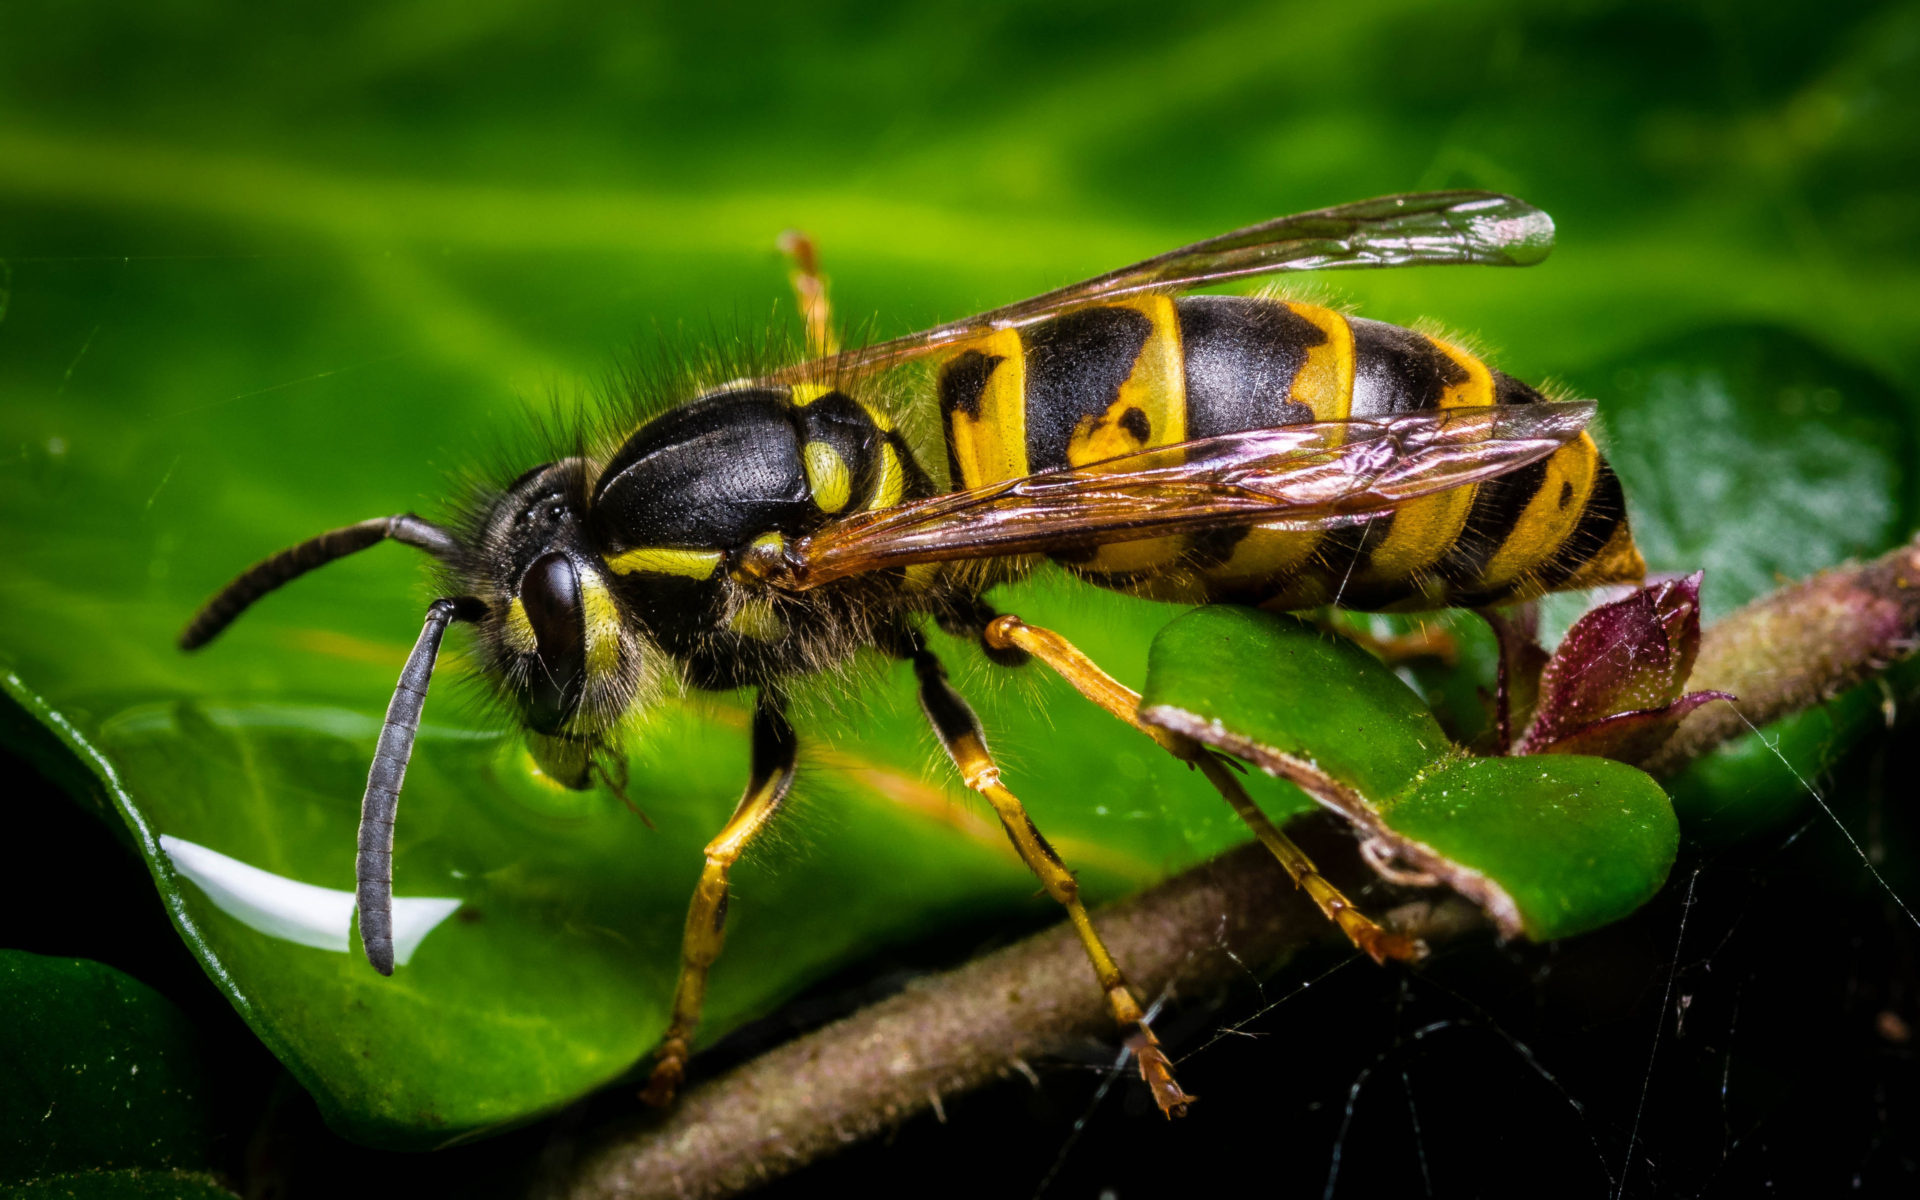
[468,458,654,786]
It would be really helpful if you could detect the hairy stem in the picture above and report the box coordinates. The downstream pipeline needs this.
[1644,533,1920,775]
[553,537,1920,1200]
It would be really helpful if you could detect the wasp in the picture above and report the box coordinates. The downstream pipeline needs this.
[180,191,1644,1116]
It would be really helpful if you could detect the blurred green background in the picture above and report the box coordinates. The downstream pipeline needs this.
[3,0,1917,1195]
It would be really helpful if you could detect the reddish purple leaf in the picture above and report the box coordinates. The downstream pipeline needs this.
[1512,572,1723,761]
[1524,689,1732,763]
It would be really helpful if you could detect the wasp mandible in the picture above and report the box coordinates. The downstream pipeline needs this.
[180,191,1644,1116]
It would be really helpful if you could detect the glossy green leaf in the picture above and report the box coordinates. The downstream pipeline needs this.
[0,953,212,1181]
[1378,757,1677,941]
[1141,607,1678,941]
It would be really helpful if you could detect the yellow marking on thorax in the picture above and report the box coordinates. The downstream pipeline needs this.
[945,327,1028,489]
[605,547,723,579]
[803,441,852,512]
[504,598,538,654]
[579,572,623,678]
[1357,337,1489,584]
[789,381,834,406]
[1063,296,1189,576]
[855,397,895,431]
[1479,433,1600,591]
[870,438,907,510]
[901,562,943,591]
[1285,303,1356,422]
[726,596,785,641]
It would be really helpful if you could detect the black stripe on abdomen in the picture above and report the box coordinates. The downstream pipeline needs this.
[1308,321,1467,594]
[1428,370,1551,595]
[1177,296,1323,437]
[1348,317,1463,417]
[1532,458,1627,591]
[1020,306,1152,472]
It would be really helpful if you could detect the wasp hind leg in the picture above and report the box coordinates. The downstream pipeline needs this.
[904,636,1195,1118]
[777,229,838,358]
[982,615,1425,965]
[641,692,798,1107]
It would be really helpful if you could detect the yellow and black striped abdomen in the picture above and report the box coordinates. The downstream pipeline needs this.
[934,296,1644,612]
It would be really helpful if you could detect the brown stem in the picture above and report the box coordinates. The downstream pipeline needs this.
[554,536,1920,1200]
[1643,533,1920,775]
[555,837,1477,1200]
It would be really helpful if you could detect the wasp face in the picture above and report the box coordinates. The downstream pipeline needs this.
[472,459,652,781]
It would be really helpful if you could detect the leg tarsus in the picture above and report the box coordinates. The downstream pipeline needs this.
[1126,1027,1195,1118]
[642,693,797,1107]
[639,1038,687,1107]
[989,611,1426,966]
[908,643,1193,1117]
[1191,750,1426,965]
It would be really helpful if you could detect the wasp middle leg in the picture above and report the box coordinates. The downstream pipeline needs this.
[903,633,1195,1118]
[641,691,798,1107]
[981,615,1425,965]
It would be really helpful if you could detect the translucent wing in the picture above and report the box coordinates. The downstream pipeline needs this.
[772,191,1552,381]
[778,401,1594,590]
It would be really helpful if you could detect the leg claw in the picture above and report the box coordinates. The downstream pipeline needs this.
[1126,1029,1196,1118]
[640,1055,685,1108]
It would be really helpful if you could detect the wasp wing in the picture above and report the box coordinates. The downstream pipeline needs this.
[773,191,1552,381]
[781,401,1593,589]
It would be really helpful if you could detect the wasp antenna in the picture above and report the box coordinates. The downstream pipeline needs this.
[178,514,462,651]
[356,595,487,975]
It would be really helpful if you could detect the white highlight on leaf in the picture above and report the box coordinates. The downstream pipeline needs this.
[158,835,461,966]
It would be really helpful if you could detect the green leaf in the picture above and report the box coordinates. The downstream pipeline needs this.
[1377,757,1677,941]
[0,953,213,1181]
[1141,607,1678,941]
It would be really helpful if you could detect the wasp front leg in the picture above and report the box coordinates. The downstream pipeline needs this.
[982,615,1425,965]
[904,636,1195,1118]
[641,692,798,1107]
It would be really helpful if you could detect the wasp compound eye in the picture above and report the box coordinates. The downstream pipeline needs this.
[520,551,586,733]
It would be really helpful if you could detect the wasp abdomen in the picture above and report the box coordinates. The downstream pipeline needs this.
[934,296,1644,611]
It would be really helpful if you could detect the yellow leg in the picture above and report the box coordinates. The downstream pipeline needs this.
[907,643,1195,1118]
[641,694,798,1106]
[777,229,839,358]
[984,615,1425,965]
